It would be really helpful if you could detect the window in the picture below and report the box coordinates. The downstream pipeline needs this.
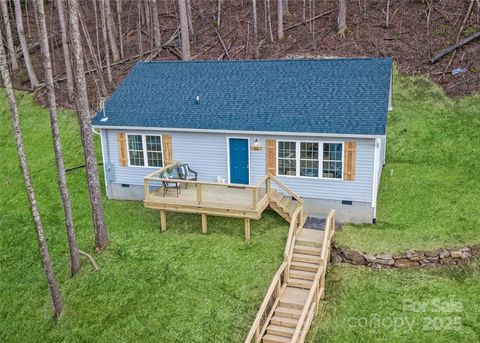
[128,134,144,166]
[277,141,343,180]
[278,141,296,176]
[146,135,163,167]
[322,143,343,179]
[127,134,163,167]
[300,142,319,177]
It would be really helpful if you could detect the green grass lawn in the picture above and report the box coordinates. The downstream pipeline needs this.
[308,262,480,342]
[336,73,480,253]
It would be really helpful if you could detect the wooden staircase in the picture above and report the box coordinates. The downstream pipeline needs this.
[245,178,336,343]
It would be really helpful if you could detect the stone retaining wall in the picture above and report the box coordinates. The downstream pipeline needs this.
[331,243,480,268]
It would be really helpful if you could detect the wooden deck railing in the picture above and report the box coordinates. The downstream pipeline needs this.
[291,209,336,343]
[144,164,271,210]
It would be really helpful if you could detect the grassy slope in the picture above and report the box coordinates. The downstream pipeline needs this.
[0,92,289,342]
[308,262,480,342]
[336,73,480,253]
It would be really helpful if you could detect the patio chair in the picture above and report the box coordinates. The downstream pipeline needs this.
[160,172,181,197]
[175,164,198,189]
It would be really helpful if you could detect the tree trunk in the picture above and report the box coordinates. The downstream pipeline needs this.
[277,0,283,40]
[116,0,124,58]
[252,0,258,59]
[338,0,347,36]
[151,0,162,48]
[0,0,19,70]
[216,0,221,27]
[100,0,113,83]
[186,0,194,38]
[0,26,63,320]
[13,0,39,88]
[67,0,109,251]
[266,0,273,43]
[103,0,120,61]
[33,0,81,276]
[177,0,191,60]
[55,0,74,100]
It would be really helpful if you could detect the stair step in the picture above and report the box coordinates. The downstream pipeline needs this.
[288,277,314,289]
[271,315,299,328]
[263,333,292,343]
[279,197,290,208]
[275,306,302,319]
[266,324,295,338]
[285,202,297,215]
[290,261,320,272]
[296,229,324,248]
[294,245,322,256]
[279,287,309,309]
[292,252,321,264]
[289,269,317,281]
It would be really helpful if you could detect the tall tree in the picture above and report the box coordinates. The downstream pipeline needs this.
[151,0,161,48]
[100,0,113,83]
[177,0,191,60]
[0,0,18,70]
[103,0,120,61]
[252,0,258,58]
[55,0,74,100]
[13,0,39,87]
[185,0,194,38]
[277,0,283,40]
[68,0,109,250]
[116,0,124,58]
[34,0,81,275]
[0,25,63,320]
[338,0,347,36]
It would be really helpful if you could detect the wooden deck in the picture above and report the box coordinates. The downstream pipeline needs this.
[143,165,305,240]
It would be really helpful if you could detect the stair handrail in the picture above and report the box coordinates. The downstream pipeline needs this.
[291,209,336,343]
[267,174,304,205]
[244,261,288,343]
[283,206,304,281]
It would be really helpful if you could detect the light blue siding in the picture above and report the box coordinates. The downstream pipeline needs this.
[101,129,376,203]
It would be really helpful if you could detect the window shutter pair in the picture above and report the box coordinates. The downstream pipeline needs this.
[117,133,173,167]
[265,139,356,180]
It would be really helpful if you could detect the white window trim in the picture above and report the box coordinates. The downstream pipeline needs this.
[276,140,344,181]
[126,133,163,168]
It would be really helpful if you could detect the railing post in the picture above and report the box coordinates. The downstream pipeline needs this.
[252,188,258,209]
[266,177,271,195]
[197,183,202,205]
[144,179,149,199]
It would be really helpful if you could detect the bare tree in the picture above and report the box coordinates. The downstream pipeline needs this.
[186,0,194,38]
[177,0,191,60]
[68,0,109,251]
[0,0,18,70]
[13,0,39,88]
[116,0,124,58]
[103,0,120,61]
[252,0,258,58]
[216,0,221,27]
[33,0,81,275]
[277,0,283,40]
[266,0,273,43]
[55,0,74,99]
[151,0,162,48]
[0,26,63,320]
[100,0,113,83]
[338,0,347,36]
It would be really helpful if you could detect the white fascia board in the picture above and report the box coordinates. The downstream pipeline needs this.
[91,125,386,139]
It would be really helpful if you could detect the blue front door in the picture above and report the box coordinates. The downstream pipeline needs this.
[229,138,249,184]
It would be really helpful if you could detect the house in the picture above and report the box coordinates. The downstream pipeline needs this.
[92,58,393,223]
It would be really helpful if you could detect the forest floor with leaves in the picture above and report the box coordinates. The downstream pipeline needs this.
[9,0,480,111]
[1,73,480,341]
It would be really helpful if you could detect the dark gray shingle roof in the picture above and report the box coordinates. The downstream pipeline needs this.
[92,58,392,135]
